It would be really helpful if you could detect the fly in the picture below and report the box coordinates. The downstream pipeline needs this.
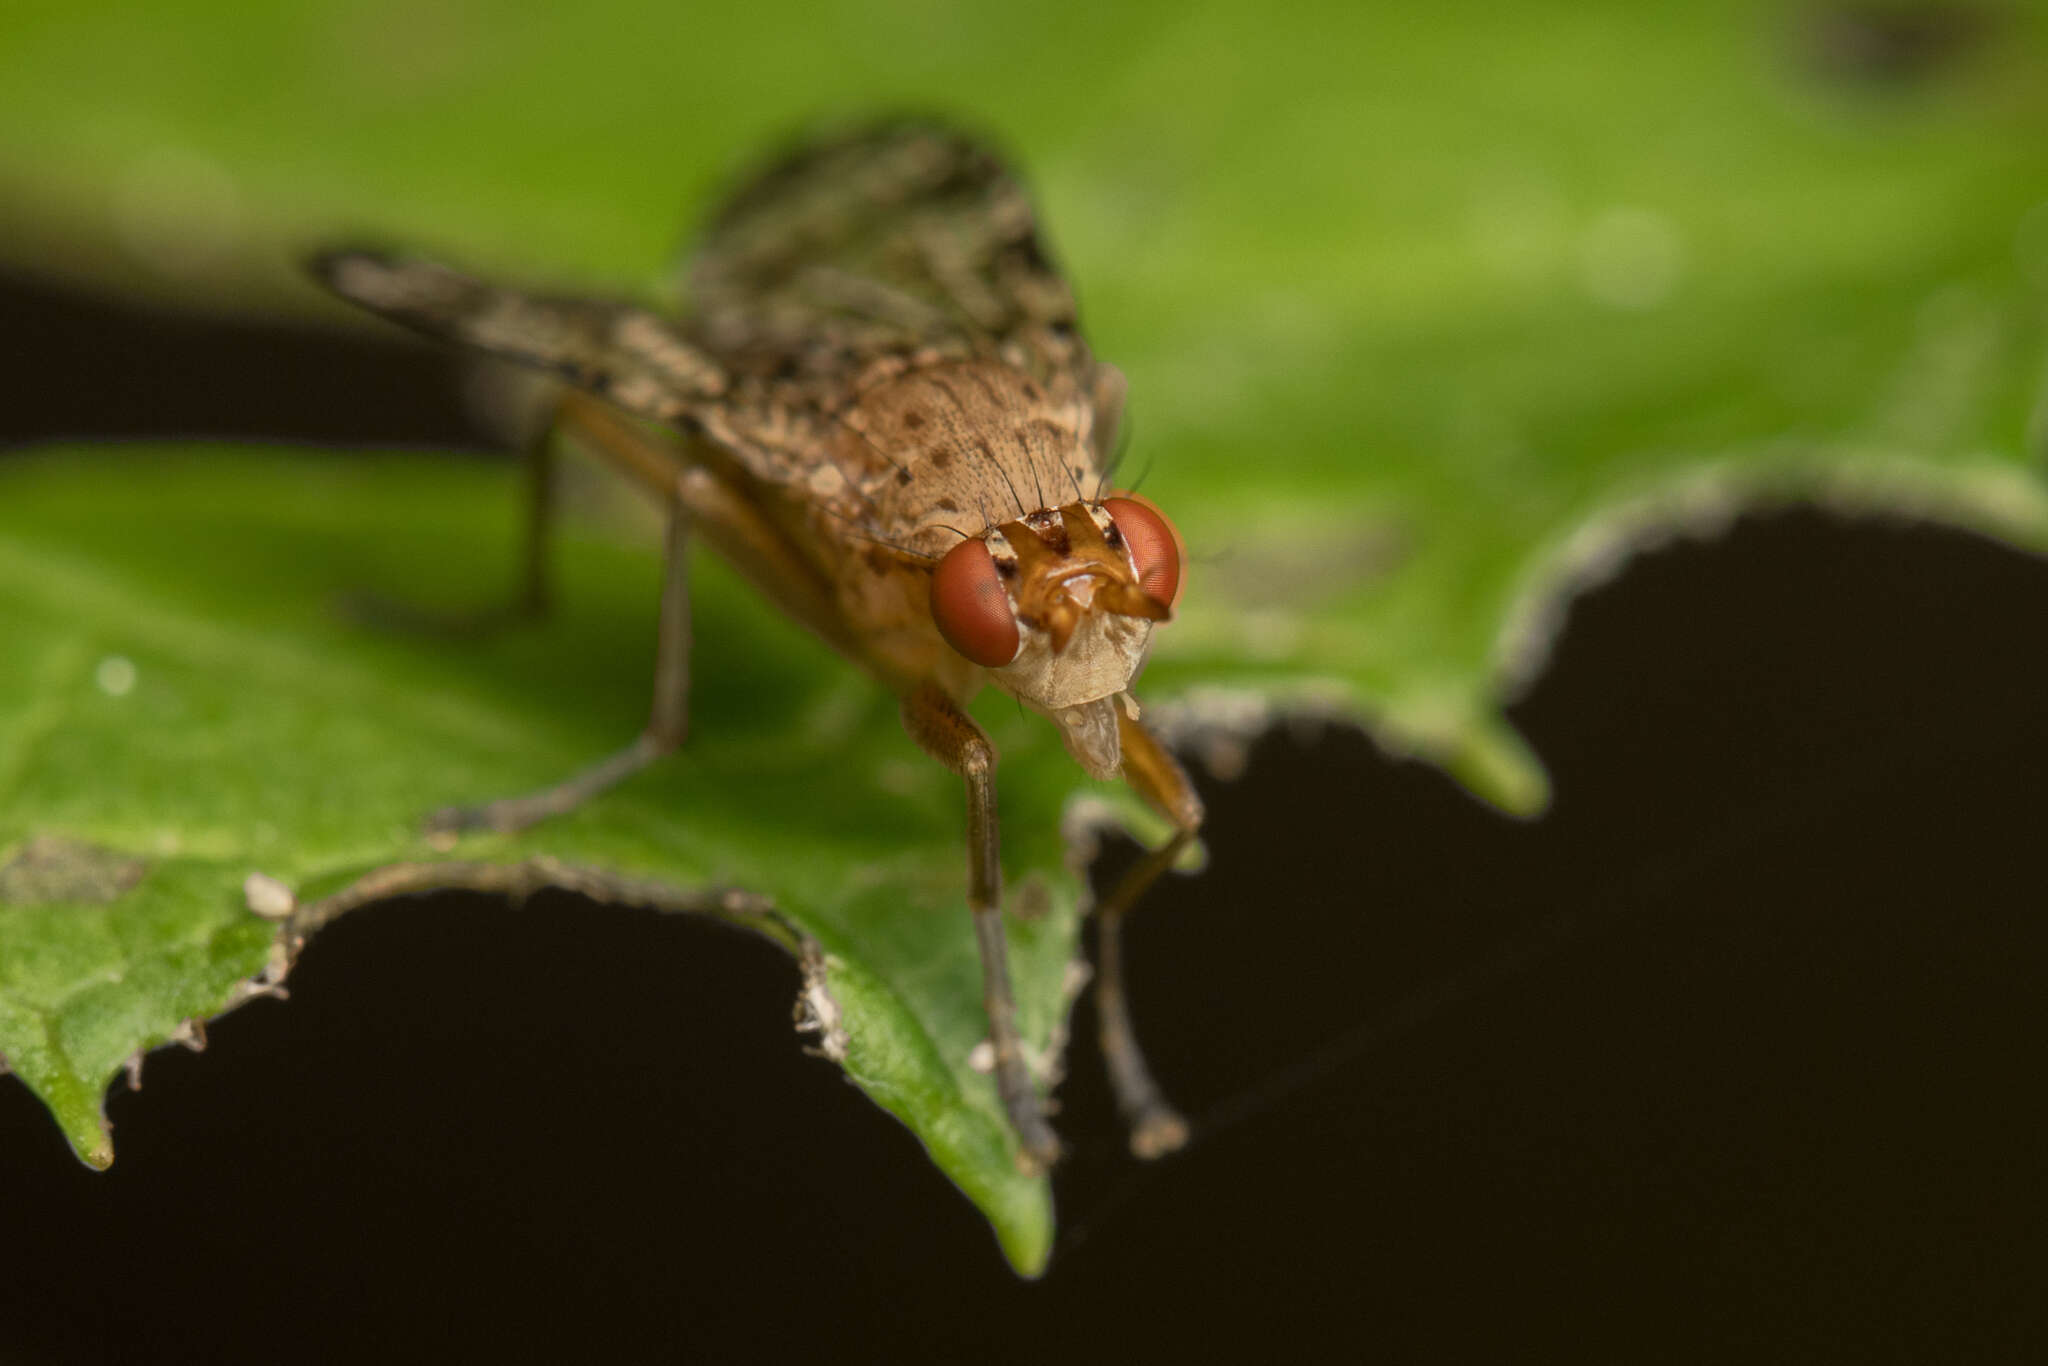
[311,121,1202,1171]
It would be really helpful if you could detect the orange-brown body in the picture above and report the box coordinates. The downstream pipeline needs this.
[314,122,1200,1172]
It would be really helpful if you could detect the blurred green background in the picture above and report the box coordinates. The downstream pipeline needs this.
[6,0,2047,800]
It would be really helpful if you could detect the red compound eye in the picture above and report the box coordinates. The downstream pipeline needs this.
[931,538,1020,668]
[1104,494,1184,609]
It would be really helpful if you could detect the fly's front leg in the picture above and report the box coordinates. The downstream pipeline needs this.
[1098,705,1205,1158]
[428,491,691,836]
[901,683,1063,1172]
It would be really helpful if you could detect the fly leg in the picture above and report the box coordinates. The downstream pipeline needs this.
[901,683,1063,1173]
[427,393,847,837]
[509,399,556,619]
[345,403,559,635]
[1096,706,1205,1158]
[428,487,691,835]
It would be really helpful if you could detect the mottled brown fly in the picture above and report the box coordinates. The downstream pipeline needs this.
[311,123,1202,1170]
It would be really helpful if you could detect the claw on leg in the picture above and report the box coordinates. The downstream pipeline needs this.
[1096,707,1205,1159]
[1096,834,1194,1159]
[901,683,1063,1169]
[425,730,676,838]
[975,904,1064,1173]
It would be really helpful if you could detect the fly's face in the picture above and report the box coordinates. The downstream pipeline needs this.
[930,495,1184,779]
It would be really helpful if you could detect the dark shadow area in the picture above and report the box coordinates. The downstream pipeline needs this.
[2,275,2044,1362]
[0,268,496,452]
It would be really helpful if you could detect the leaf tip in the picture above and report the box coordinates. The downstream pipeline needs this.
[1448,715,1551,818]
[65,1112,115,1171]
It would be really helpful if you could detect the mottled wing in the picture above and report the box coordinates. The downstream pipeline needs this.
[685,123,1081,380]
[309,126,1095,506]
[310,250,728,424]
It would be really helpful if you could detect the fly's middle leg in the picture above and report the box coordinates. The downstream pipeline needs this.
[344,400,561,636]
[510,401,557,619]
[428,491,691,836]
[424,392,842,838]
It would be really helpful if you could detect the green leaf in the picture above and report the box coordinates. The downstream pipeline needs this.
[0,449,1082,1271]
[5,0,2048,1274]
